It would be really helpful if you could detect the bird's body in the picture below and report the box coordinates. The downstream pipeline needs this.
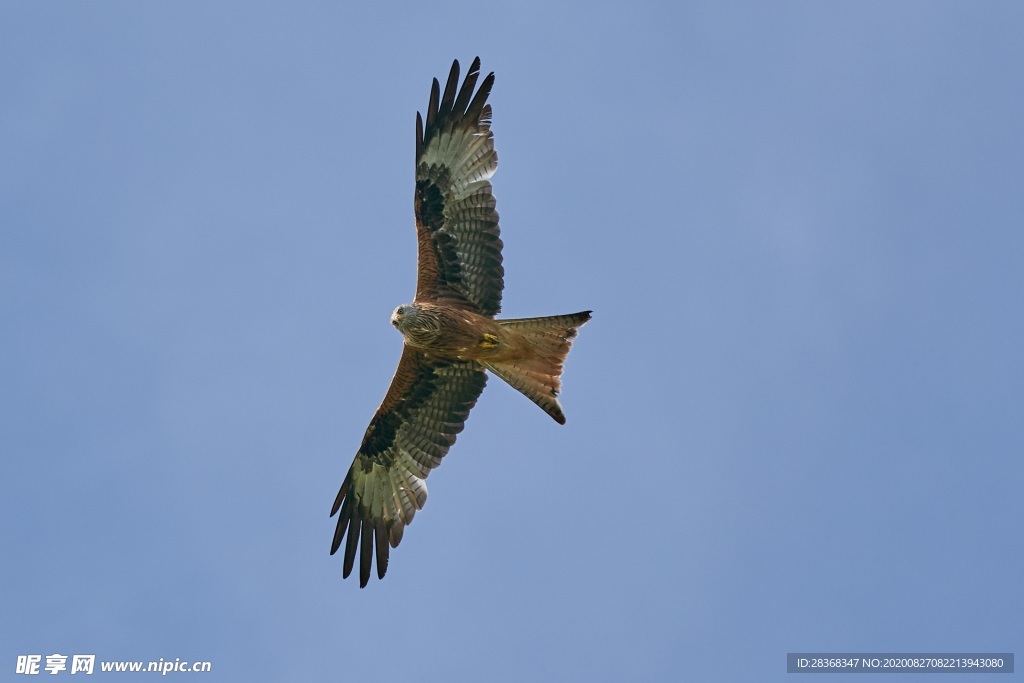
[391,302,500,359]
[331,58,591,586]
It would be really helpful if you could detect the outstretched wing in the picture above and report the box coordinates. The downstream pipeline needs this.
[414,57,504,317]
[330,346,487,586]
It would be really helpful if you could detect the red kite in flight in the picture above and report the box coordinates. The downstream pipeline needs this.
[331,58,591,586]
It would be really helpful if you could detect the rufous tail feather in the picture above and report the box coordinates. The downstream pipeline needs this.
[481,311,592,424]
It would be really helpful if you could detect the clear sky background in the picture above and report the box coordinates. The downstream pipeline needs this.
[3,2,1022,681]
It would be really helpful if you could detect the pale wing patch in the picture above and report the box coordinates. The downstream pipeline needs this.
[332,357,486,586]
[415,59,504,316]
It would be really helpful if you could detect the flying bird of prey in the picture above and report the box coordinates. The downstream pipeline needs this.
[331,58,591,587]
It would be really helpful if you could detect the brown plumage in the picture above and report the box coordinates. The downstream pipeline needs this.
[331,58,591,587]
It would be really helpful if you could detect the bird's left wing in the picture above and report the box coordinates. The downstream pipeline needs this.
[330,346,487,586]
[414,57,504,316]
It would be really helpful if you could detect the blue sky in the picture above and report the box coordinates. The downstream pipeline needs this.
[3,2,1022,681]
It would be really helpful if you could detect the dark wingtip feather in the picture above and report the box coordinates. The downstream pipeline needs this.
[425,77,440,131]
[330,473,351,516]
[452,58,482,116]
[440,59,460,117]
[330,490,354,555]
[465,72,494,125]
[359,520,374,588]
[415,111,424,160]
[375,522,389,580]
[329,473,353,555]
[420,58,496,155]
[343,513,360,578]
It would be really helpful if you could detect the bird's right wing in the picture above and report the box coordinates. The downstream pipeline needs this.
[330,346,487,587]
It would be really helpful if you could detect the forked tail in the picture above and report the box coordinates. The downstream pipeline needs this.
[481,310,592,424]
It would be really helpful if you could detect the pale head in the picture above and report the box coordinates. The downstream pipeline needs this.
[390,303,421,333]
[390,303,443,347]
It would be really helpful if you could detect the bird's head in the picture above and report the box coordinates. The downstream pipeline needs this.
[391,304,418,333]
[391,303,442,347]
